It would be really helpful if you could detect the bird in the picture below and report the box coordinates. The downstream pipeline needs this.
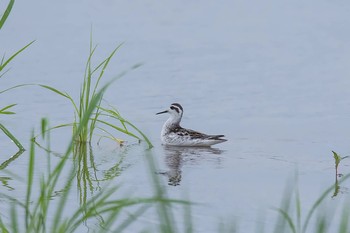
[156,103,227,147]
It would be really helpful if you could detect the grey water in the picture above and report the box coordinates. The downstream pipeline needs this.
[1,0,350,232]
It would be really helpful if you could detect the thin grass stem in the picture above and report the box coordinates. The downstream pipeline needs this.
[0,123,24,151]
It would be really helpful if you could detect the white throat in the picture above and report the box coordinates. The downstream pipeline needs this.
[162,114,182,134]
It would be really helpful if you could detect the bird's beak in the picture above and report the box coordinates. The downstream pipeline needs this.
[156,110,168,115]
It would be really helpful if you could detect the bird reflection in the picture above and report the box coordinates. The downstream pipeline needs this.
[161,146,224,186]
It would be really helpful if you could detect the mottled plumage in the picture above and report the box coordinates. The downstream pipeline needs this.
[156,103,227,146]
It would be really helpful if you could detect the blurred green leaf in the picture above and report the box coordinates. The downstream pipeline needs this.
[0,41,35,75]
[0,104,16,115]
[0,0,14,30]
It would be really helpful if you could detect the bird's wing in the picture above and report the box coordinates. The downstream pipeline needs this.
[174,127,226,140]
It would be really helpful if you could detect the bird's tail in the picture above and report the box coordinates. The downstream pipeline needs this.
[208,135,227,141]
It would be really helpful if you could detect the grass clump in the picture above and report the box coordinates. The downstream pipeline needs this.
[272,174,350,233]
[0,96,188,233]
[0,32,188,232]
[0,85,110,232]
[38,35,152,148]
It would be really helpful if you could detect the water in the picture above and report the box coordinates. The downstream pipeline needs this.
[1,0,350,232]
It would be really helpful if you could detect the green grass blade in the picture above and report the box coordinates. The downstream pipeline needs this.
[92,43,123,97]
[184,200,194,233]
[123,120,153,149]
[0,123,24,150]
[0,103,16,114]
[81,42,97,121]
[84,61,92,115]
[98,107,129,131]
[33,123,73,141]
[144,150,177,233]
[274,208,296,233]
[89,107,101,141]
[39,84,70,99]
[0,68,10,78]
[315,213,328,233]
[339,204,350,233]
[96,119,142,140]
[302,173,350,233]
[39,84,79,114]
[25,131,35,229]
[96,127,125,144]
[0,54,4,66]
[52,82,110,231]
[64,187,119,232]
[41,118,48,139]
[0,150,24,170]
[272,181,293,233]
[98,106,153,148]
[111,205,150,232]
[10,204,18,233]
[0,111,15,115]
[51,167,75,233]
[0,84,79,116]
[100,105,128,131]
[0,216,10,233]
[0,41,35,73]
[295,185,301,232]
[0,0,14,30]
[0,84,35,95]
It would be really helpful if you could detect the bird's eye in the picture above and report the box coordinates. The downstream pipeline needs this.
[170,106,180,113]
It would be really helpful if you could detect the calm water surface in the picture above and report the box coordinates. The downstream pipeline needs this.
[1,0,350,232]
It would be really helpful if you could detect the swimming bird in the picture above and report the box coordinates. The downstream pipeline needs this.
[156,103,227,146]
